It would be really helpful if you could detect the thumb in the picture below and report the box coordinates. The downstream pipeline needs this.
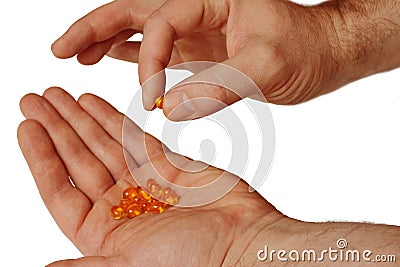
[163,75,241,121]
[46,256,120,267]
[163,40,283,121]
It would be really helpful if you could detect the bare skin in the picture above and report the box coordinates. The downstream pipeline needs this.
[21,1,400,265]
[51,0,400,120]
[18,87,399,266]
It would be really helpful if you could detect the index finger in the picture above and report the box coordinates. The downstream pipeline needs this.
[139,0,228,109]
[17,120,92,241]
[52,0,164,59]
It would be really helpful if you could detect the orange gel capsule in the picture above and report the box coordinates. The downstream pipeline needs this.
[122,187,138,199]
[150,202,168,214]
[166,196,179,205]
[119,198,130,210]
[162,187,179,203]
[146,178,159,191]
[147,179,162,198]
[163,187,174,198]
[141,201,152,213]
[137,186,152,202]
[111,206,124,220]
[126,204,142,219]
[152,190,162,198]
[155,96,163,109]
[129,194,144,205]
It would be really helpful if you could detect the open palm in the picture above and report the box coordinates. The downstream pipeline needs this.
[18,87,287,266]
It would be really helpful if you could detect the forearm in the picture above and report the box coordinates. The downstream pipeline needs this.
[229,218,400,266]
[325,0,400,85]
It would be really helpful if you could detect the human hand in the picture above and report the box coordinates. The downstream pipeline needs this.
[51,0,400,120]
[51,0,347,121]
[17,87,285,266]
[18,87,400,266]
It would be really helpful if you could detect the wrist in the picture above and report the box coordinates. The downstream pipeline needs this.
[227,216,400,266]
[324,0,400,85]
[223,214,298,265]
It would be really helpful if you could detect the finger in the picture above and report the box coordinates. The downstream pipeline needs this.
[77,30,136,65]
[46,256,124,267]
[139,0,225,109]
[162,39,285,120]
[51,0,162,59]
[106,39,203,65]
[17,120,91,241]
[78,93,164,166]
[162,62,244,121]
[163,80,240,121]
[107,41,141,63]
[76,37,114,65]
[20,92,114,202]
[42,87,132,181]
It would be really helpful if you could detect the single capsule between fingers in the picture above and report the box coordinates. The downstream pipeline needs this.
[155,96,163,109]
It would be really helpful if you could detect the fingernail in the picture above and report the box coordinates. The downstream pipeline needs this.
[165,91,196,120]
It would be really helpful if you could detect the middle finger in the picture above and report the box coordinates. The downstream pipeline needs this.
[43,87,135,182]
[20,90,114,202]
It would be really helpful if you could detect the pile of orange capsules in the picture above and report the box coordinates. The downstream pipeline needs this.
[111,178,180,220]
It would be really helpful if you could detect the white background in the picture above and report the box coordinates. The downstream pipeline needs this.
[1,0,399,266]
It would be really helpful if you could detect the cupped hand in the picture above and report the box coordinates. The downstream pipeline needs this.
[51,0,349,120]
[18,87,289,266]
